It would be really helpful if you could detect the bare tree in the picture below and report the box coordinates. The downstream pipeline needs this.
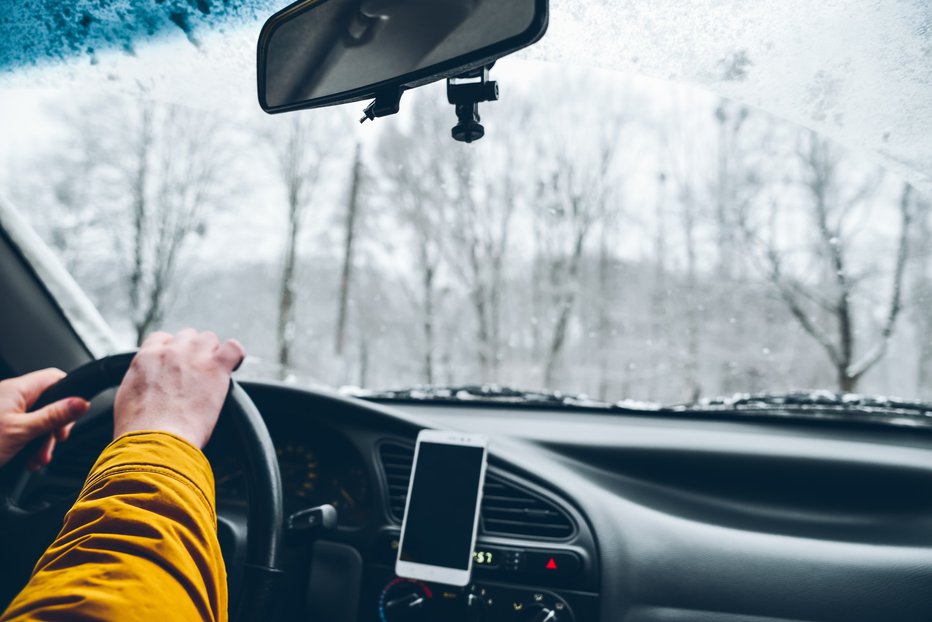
[594,190,619,400]
[663,105,707,402]
[68,102,233,345]
[442,140,522,382]
[376,99,452,384]
[910,196,932,397]
[647,172,671,401]
[267,116,328,376]
[335,141,365,356]
[12,99,232,345]
[745,135,913,392]
[712,102,751,280]
[535,140,617,389]
[126,105,155,344]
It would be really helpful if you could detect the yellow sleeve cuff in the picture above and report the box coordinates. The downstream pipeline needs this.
[82,430,217,521]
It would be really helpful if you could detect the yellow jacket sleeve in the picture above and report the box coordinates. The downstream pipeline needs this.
[1,431,227,622]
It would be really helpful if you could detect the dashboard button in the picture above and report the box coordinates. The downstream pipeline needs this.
[525,551,581,577]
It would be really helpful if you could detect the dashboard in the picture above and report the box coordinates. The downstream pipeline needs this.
[10,380,932,622]
[204,383,600,622]
[208,420,370,526]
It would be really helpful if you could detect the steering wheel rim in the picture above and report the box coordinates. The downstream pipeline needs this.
[0,352,284,621]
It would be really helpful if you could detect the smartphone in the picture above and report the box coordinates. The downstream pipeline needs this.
[395,430,489,586]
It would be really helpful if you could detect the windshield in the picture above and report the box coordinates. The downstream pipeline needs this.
[1,7,930,407]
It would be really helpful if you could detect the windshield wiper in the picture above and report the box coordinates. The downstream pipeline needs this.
[345,384,678,416]
[673,390,932,413]
[669,391,932,428]
[347,385,932,430]
[342,384,630,409]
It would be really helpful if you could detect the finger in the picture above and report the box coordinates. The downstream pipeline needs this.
[175,328,199,344]
[140,331,172,349]
[196,331,220,349]
[28,435,56,472]
[4,368,67,409]
[55,421,76,443]
[25,397,90,437]
[215,339,246,374]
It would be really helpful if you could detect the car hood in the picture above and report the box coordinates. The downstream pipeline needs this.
[1,0,930,196]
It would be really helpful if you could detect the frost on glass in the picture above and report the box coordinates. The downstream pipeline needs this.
[528,0,932,195]
[0,0,932,194]
[2,1,928,194]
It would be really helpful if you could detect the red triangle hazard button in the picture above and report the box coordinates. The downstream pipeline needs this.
[545,557,558,570]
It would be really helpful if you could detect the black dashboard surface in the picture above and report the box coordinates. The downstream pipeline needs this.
[242,382,932,622]
[14,380,932,622]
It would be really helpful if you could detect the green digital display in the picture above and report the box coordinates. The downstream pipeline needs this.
[473,550,495,566]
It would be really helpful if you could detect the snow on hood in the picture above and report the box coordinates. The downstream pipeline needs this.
[1,0,930,195]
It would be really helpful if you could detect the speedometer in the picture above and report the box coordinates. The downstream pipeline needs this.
[276,443,318,507]
[269,427,371,526]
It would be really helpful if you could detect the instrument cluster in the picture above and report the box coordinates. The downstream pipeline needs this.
[210,419,370,526]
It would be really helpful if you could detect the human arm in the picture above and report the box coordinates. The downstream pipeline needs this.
[0,330,244,622]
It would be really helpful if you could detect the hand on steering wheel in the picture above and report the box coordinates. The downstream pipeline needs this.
[113,329,244,448]
[0,368,89,470]
[0,334,284,622]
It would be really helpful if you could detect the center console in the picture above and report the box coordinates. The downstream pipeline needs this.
[361,531,599,621]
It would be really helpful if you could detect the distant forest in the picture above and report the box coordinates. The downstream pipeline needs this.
[9,70,932,404]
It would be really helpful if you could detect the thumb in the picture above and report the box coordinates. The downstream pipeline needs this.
[25,398,90,436]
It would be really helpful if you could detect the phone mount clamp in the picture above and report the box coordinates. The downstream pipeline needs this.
[447,65,499,143]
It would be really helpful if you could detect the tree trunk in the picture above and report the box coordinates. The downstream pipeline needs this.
[422,262,435,385]
[839,371,857,393]
[358,336,369,388]
[277,203,299,378]
[335,143,363,355]
[681,186,702,402]
[543,223,587,388]
[130,108,152,346]
[914,198,932,397]
[597,215,612,400]
[472,283,492,381]
[648,174,668,401]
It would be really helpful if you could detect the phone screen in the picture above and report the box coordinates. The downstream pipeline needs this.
[399,441,486,570]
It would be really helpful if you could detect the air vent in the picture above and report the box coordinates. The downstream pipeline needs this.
[379,442,415,520]
[378,441,575,540]
[480,476,575,539]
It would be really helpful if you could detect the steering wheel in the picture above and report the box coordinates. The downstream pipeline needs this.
[0,353,284,621]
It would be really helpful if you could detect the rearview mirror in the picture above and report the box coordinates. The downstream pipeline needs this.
[257,0,548,138]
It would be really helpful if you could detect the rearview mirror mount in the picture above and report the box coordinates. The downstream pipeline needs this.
[257,0,548,142]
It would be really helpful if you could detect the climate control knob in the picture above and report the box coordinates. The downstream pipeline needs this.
[521,603,573,622]
[378,578,431,622]
[526,606,555,622]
